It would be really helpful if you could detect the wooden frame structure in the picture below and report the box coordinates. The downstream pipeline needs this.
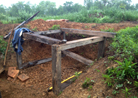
[16,28,116,95]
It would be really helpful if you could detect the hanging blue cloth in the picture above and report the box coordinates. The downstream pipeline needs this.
[12,28,32,55]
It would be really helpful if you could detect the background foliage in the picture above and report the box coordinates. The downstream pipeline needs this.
[0,0,138,23]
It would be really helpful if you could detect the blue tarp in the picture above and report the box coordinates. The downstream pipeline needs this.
[12,28,32,55]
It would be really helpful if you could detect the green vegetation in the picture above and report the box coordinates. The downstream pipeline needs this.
[95,69,100,72]
[49,25,60,30]
[82,77,94,89]
[134,81,138,88]
[112,90,119,95]
[103,59,137,87]
[71,71,81,82]
[108,56,115,61]
[122,87,131,98]
[0,36,7,56]
[26,24,30,29]
[74,71,81,79]
[102,74,113,87]
[106,96,112,98]
[131,96,137,98]
[87,95,91,98]
[32,27,38,31]
[101,27,115,32]
[88,85,93,91]
[111,26,138,60]
[116,84,123,90]
[103,26,138,97]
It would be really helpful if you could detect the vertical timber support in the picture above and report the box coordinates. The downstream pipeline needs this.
[16,53,22,69]
[52,45,61,95]
[97,37,106,59]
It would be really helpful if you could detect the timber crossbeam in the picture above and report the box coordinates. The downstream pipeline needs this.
[23,33,63,45]
[62,50,93,66]
[58,36,104,50]
[34,30,62,35]
[61,28,116,38]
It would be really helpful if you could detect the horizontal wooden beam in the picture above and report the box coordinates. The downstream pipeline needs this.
[34,30,62,35]
[59,36,104,50]
[21,58,52,69]
[63,50,93,66]
[61,28,116,38]
[23,33,62,45]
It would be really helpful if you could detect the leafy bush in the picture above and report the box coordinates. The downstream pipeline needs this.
[111,26,138,60]
[0,36,7,55]
[103,58,138,96]
[0,14,6,20]
[115,58,137,79]
[105,58,137,82]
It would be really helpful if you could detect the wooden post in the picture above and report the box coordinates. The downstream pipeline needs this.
[97,37,106,59]
[16,53,22,69]
[52,45,61,95]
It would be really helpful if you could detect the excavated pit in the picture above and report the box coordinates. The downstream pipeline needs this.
[0,19,137,98]
[21,33,99,91]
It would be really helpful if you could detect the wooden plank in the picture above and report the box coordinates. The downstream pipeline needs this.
[59,36,104,50]
[23,33,62,45]
[52,45,61,95]
[21,58,52,69]
[97,38,106,59]
[63,50,93,66]
[16,53,22,69]
[34,30,62,35]
[61,28,116,38]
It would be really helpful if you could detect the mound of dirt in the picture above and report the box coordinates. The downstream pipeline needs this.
[27,19,137,32]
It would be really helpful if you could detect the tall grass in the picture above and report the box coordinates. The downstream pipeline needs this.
[1,8,138,24]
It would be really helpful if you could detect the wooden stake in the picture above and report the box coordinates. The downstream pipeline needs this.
[4,27,14,66]
[16,53,22,69]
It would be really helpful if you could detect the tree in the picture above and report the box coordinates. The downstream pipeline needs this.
[72,3,84,12]
[101,0,109,6]
[8,1,32,17]
[36,1,56,16]
[63,1,74,13]
[84,0,93,9]
[0,5,6,14]
[136,3,138,10]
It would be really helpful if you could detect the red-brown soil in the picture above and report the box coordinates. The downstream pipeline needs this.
[0,20,138,98]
